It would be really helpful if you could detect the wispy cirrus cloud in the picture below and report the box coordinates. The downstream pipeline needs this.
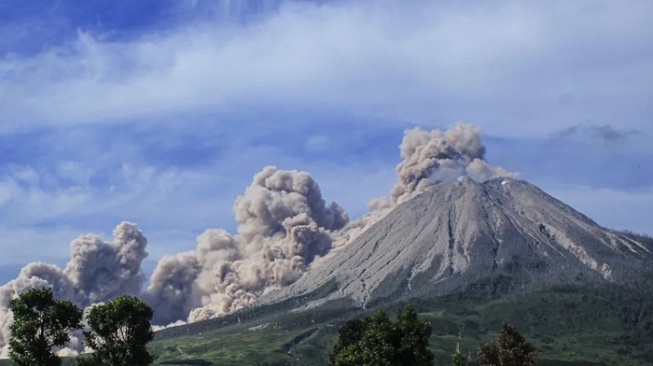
[1,0,652,137]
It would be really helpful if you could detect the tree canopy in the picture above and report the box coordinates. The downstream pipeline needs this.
[9,287,83,366]
[330,305,434,366]
[80,295,155,366]
[476,323,537,366]
[330,318,366,365]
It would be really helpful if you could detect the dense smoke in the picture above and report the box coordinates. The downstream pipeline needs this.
[391,123,516,204]
[65,223,148,305]
[147,166,348,324]
[0,222,148,356]
[0,123,514,355]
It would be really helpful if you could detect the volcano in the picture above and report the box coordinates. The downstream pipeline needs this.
[153,178,653,365]
[261,177,653,309]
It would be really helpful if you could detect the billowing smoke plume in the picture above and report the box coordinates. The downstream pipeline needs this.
[0,123,516,355]
[326,124,514,259]
[0,222,148,356]
[146,166,349,324]
[391,123,516,204]
[65,222,148,305]
[145,252,201,325]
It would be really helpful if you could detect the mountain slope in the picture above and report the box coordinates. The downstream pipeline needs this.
[150,280,653,365]
[262,178,653,309]
[150,177,653,365]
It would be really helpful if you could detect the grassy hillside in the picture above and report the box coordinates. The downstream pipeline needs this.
[148,281,653,366]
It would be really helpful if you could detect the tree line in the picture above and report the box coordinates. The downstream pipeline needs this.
[329,305,538,366]
[7,288,536,366]
[8,287,154,366]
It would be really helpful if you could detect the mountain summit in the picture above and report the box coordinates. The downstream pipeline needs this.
[262,178,653,309]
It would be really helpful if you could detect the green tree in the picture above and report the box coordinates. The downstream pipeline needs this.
[477,323,537,366]
[451,351,465,366]
[9,287,83,366]
[451,340,465,366]
[477,342,499,366]
[329,318,366,365]
[335,310,395,366]
[393,306,434,366]
[331,305,434,366]
[81,295,155,366]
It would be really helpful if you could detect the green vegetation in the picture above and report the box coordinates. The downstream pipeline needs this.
[450,349,465,366]
[476,323,537,366]
[3,278,653,365]
[146,281,653,365]
[330,306,434,366]
[9,288,82,366]
[4,289,154,366]
[77,295,155,366]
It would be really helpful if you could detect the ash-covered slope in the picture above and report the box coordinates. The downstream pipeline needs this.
[262,178,653,308]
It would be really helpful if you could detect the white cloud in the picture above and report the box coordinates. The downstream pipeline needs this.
[57,161,92,185]
[0,0,651,137]
[0,181,15,206]
[0,161,218,226]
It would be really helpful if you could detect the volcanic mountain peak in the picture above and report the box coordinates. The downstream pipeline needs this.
[261,178,653,309]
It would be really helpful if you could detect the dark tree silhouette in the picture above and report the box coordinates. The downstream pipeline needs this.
[477,323,537,366]
[393,305,434,366]
[329,318,366,365]
[79,295,155,366]
[9,287,83,366]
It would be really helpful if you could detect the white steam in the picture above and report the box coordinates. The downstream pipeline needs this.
[0,124,514,355]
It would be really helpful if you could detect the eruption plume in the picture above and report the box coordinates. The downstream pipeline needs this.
[391,123,516,204]
[0,123,515,355]
[146,166,349,324]
[0,222,148,356]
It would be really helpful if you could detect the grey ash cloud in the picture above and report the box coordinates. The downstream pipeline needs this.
[554,124,639,145]
[0,123,517,357]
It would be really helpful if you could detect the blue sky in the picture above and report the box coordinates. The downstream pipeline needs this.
[0,0,651,284]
